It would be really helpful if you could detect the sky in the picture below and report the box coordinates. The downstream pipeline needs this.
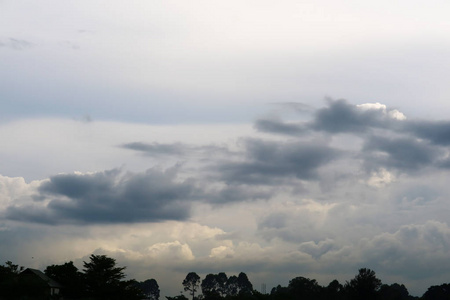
[2,0,450,297]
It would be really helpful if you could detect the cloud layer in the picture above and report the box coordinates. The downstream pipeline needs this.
[2,1,450,296]
[5,167,196,224]
[2,100,450,296]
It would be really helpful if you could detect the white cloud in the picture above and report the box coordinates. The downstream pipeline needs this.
[388,109,407,121]
[0,175,43,209]
[148,241,195,261]
[357,102,388,111]
[365,168,395,188]
[357,102,407,120]
[209,245,235,259]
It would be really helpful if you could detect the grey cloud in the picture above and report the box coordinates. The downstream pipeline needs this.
[77,29,94,34]
[39,168,120,199]
[359,221,450,280]
[0,38,33,50]
[395,184,440,206]
[58,40,80,50]
[271,102,313,112]
[207,184,275,205]
[81,114,93,123]
[258,225,325,244]
[298,239,338,259]
[437,158,450,169]
[258,213,288,230]
[217,139,340,185]
[406,120,450,145]
[256,210,331,243]
[256,99,397,136]
[4,205,56,225]
[254,118,306,136]
[362,135,441,172]
[6,167,198,225]
[311,99,389,133]
[122,142,231,157]
[214,232,241,241]
[122,142,188,156]
[255,100,450,176]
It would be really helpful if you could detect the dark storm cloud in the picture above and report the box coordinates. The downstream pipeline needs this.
[437,158,450,169]
[362,135,442,172]
[310,99,388,133]
[5,206,56,225]
[216,138,340,184]
[255,99,450,176]
[256,99,397,136]
[5,167,198,225]
[405,120,450,145]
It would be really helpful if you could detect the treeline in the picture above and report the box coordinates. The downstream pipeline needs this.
[174,268,416,300]
[0,255,156,300]
[1,255,450,300]
[177,271,253,300]
[176,269,450,300]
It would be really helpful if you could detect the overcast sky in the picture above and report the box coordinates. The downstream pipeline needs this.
[2,0,450,296]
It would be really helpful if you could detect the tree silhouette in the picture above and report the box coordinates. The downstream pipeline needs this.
[45,261,84,299]
[83,254,142,300]
[9,257,446,300]
[288,276,323,300]
[166,295,189,300]
[140,278,160,300]
[378,283,410,300]
[345,268,382,300]
[422,283,450,300]
[202,273,228,298]
[325,279,344,300]
[226,275,239,297]
[0,261,21,299]
[183,272,200,300]
[270,284,290,300]
[236,272,253,296]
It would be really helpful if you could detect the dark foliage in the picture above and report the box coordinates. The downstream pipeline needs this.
[379,283,411,300]
[0,258,445,300]
[166,295,189,300]
[201,272,253,299]
[287,276,323,300]
[202,273,228,298]
[270,284,290,300]
[183,272,201,300]
[422,283,450,300]
[236,272,253,296]
[345,268,382,300]
[324,279,344,300]
[45,261,85,299]
[139,278,160,300]
[83,254,143,300]
[0,261,21,299]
